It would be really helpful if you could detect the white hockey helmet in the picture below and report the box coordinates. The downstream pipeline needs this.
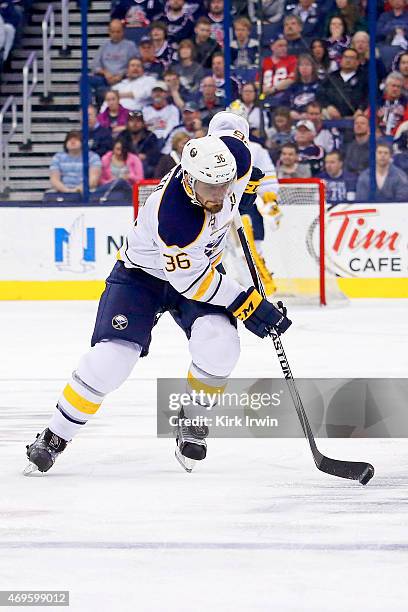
[181,135,237,207]
[181,135,237,185]
[208,110,250,141]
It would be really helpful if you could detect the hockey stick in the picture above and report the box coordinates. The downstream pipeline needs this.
[234,213,375,485]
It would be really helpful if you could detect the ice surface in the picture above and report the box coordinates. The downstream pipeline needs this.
[1,299,407,611]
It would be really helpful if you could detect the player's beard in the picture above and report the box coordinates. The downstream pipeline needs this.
[201,200,223,213]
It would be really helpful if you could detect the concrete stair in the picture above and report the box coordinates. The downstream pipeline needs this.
[1,0,111,201]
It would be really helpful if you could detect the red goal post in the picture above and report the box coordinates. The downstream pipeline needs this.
[132,178,344,306]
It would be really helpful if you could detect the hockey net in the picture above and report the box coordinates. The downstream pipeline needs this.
[132,178,347,307]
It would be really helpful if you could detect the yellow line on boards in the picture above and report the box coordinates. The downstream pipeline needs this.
[0,281,105,300]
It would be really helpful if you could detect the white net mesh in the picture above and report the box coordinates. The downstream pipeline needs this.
[269,181,347,305]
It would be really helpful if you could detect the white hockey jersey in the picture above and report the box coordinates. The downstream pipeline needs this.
[119,118,253,307]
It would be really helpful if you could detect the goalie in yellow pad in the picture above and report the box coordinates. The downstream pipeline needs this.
[226,100,281,296]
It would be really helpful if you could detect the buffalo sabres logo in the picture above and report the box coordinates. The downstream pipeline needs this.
[112,314,128,330]
[190,148,197,157]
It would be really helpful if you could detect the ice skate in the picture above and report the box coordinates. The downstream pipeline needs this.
[175,409,209,473]
[24,428,68,475]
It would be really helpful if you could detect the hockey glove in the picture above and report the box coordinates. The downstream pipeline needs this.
[239,167,265,213]
[228,288,292,338]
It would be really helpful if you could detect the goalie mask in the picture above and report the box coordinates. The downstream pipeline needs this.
[181,135,237,211]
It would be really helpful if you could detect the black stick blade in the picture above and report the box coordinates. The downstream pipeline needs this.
[317,456,375,485]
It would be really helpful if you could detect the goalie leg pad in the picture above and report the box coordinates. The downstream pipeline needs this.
[242,215,276,297]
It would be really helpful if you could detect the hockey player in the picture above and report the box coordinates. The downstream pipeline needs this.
[220,103,281,295]
[25,113,291,475]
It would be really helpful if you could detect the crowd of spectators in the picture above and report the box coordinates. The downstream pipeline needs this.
[46,0,408,203]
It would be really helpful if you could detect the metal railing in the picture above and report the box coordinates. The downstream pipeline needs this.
[42,4,55,100]
[60,0,70,56]
[0,96,17,196]
[21,51,38,150]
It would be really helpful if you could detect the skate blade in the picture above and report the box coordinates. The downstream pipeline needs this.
[23,462,40,476]
[175,448,195,473]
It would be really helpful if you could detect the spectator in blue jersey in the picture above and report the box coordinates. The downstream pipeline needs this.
[111,0,163,26]
[287,54,319,120]
[230,16,259,69]
[158,0,195,46]
[266,107,294,162]
[286,0,325,40]
[138,36,164,78]
[88,104,113,158]
[174,39,204,93]
[150,21,175,69]
[356,142,408,202]
[193,16,222,70]
[325,15,351,72]
[294,119,325,175]
[318,151,356,203]
[377,71,408,137]
[324,0,367,36]
[49,131,101,194]
[207,0,224,47]
[376,0,408,45]
[89,19,138,106]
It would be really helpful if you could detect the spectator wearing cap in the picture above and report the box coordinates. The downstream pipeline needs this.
[208,0,224,47]
[194,16,222,70]
[158,0,195,46]
[97,90,129,136]
[142,81,180,150]
[230,16,259,69]
[356,142,408,202]
[294,119,325,175]
[277,142,312,179]
[197,76,225,126]
[325,15,351,72]
[89,19,138,106]
[210,52,240,101]
[174,39,204,93]
[283,15,310,56]
[154,131,191,178]
[88,104,113,158]
[318,151,356,204]
[111,0,163,26]
[150,21,176,69]
[261,37,297,102]
[111,57,157,112]
[286,0,325,40]
[317,48,368,119]
[377,71,408,137]
[139,36,164,78]
[161,102,204,154]
[344,113,370,175]
[119,111,161,178]
[305,101,341,153]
